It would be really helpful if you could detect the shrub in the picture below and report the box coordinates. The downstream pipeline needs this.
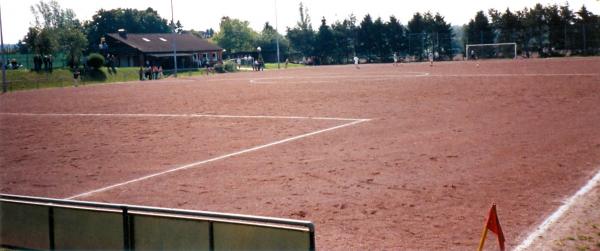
[87,53,105,69]
[214,63,225,73]
[224,61,238,72]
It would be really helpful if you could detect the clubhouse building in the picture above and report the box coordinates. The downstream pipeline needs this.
[105,30,223,69]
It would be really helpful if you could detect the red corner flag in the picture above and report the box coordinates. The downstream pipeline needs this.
[477,204,506,251]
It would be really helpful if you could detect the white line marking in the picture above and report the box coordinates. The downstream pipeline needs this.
[429,73,599,78]
[514,168,600,251]
[0,112,363,122]
[65,118,370,200]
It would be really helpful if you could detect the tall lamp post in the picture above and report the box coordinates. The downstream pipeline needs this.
[257,47,262,61]
[274,0,281,69]
[1,4,6,93]
[171,0,177,77]
[257,47,262,70]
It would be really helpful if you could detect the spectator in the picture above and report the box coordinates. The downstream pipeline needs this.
[48,55,53,72]
[139,67,144,81]
[152,65,158,80]
[43,55,49,71]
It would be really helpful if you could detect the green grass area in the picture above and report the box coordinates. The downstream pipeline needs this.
[5,67,141,91]
[3,67,213,91]
[2,63,297,92]
[264,63,305,69]
[238,63,305,71]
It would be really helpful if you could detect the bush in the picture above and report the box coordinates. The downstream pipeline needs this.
[87,53,105,69]
[214,63,225,73]
[224,61,238,72]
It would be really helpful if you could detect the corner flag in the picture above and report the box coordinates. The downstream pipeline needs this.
[477,204,506,251]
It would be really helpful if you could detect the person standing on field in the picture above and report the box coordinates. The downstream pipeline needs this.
[393,52,399,66]
[73,66,80,87]
[428,52,434,67]
[353,56,360,69]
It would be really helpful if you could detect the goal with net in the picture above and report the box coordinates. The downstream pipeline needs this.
[465,43,517,60]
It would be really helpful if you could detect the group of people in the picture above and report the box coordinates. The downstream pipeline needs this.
[105,54,117,73]
[252,59,265,71]
[32,54,53,72]
[139,64,164,81]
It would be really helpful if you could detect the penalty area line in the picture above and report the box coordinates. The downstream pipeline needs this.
[65,118,371,200]
[513,167,600,251]
[0,112,363,122]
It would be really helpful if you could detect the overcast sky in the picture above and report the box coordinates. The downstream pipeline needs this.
[2,0,599,44]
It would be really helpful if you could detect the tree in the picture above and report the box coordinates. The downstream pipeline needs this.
[465,11,494,45]
[430,13,454,58]
[357,14,375,59]
[386,16,406,56]
[331,15,358,64]
[30,0,80,29]
[212,17,258,53]
[169,20,184,34]
[315,17,335,64]
[372,17,388,60]
[559,4,576,50]
[286,2,316,59]
[60,28,88,67]
[524,4,548,52]
[407,12,426,58]
[23,27,41,54]
[257,22,289,62]
[35,28,58,55]
[545,5,564,51]
[574,5,600,54]
[489,8,524,46]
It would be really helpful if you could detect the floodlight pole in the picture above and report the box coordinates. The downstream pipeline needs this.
[275,0,281,69]
[1,4,6,93]
[171,0,178,77]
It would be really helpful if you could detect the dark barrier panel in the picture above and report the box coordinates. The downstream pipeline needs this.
[0,201,50,250]
[53,207,124,250]
[0,194,316,251]
[133,213,210,251]
[214,222,311,251]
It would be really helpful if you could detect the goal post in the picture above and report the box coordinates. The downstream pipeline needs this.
[465,43,517,60]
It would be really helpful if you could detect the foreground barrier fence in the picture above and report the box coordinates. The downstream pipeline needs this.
[0,194,315,251]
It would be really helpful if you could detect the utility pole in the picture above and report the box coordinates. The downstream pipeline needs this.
[275,0,281,69]
[1,4,6,93]
[171,0,177,77]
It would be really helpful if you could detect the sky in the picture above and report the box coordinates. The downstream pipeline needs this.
[1,0,599,44]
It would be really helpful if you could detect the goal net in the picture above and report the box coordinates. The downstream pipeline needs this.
[465,43,517,60]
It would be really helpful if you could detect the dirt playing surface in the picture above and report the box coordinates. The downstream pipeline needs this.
[2,57,600,250]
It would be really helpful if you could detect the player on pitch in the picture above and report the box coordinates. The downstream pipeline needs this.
[393,52,399,67]
[353,56,360,69]
[428,51,434,67]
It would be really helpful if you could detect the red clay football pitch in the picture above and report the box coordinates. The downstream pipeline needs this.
[2,57,600,250]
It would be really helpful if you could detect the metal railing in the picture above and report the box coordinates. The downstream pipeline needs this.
[0,193,316,251]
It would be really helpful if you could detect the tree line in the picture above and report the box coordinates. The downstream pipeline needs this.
[17,0,600,68]
[464,3,600,56]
